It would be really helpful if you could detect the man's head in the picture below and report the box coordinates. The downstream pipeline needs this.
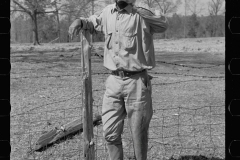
[115,0,136,5]
[115,0,135,9]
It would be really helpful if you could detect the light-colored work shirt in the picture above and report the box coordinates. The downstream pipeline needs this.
[81,3,168,71]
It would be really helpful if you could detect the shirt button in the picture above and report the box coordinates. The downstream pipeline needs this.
[116,30,118,32]
[116,41,118,44]
[117,17,119,20]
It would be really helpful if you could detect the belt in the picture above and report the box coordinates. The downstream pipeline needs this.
[111,69,146,78]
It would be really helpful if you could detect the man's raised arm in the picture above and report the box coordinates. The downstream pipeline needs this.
[136,7,168,34]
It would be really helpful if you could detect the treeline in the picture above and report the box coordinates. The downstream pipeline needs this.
[10,0,225,44]
[154,13,225,39]
[11,13,225,43]
[11,0,99,44]
[11,14,71,43]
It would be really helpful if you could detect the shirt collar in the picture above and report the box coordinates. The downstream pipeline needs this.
[112,3,133,14]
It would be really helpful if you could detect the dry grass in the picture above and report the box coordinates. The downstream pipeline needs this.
[10,37,225,160]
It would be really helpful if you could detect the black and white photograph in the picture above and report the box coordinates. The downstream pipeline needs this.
[10,0,225,159]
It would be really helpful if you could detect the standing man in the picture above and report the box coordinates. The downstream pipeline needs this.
[68,0,168,159]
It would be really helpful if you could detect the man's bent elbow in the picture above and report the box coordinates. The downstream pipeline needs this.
[162,22,168,32]
[154,22,168,33]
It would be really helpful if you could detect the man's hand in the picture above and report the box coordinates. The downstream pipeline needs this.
[68,19,83,40]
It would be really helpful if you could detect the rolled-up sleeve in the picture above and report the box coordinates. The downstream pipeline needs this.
[137,7,168,33]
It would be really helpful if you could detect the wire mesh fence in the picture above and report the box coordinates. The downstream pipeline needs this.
[10,45,225,160]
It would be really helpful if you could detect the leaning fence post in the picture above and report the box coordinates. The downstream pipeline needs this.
[81,30,95,160]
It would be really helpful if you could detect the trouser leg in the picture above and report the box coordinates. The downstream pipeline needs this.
[129,105,152,160]
[124,71,153,160]
[107,144,124,160]
[102,75,126,160]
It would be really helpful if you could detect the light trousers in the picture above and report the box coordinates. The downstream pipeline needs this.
[102,70,153,160]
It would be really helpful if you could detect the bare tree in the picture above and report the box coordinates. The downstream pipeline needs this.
[142,0,155,9]
[61,0,91,25]
[183,0,187,38]
[154,0,182,15]
[208,0,224,16]
[207,0,225,37]
[49,0,69,43]
[11,0,56,45]
[138,0,181,16]
[152,0,181,39]
[186,0,203,15]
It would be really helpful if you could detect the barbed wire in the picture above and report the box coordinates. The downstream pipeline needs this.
[11,92,225,160]
[155,61,224,69]
[10,51,225,160]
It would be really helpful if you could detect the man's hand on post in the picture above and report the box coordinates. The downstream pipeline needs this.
[68,19,83,41]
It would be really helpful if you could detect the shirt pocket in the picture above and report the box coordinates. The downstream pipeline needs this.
[122,31,137,51]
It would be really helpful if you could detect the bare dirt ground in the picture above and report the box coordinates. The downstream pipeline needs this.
[10,37,225,160]
[11,37,225,56]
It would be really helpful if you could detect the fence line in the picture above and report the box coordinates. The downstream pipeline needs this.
[10,50,225,160]
[11,98,225,159]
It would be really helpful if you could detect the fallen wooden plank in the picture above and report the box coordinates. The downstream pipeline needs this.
[33,114,102,152]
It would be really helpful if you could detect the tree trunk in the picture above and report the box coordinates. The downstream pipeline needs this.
[214,15,219,37]
[14,23,18,42]
[54,3,61,43]
[32,11,40,45]
[56,10,61,43]
[210,15,217,37]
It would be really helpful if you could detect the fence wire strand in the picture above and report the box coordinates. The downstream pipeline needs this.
[10,48,225,160]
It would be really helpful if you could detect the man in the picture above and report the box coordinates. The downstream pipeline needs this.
[68,0,168,159]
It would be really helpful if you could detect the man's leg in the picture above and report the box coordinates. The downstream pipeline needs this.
[124,71,153,160]
[102,75,126,160]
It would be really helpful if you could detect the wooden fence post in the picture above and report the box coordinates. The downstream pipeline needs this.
[81,30,95,160]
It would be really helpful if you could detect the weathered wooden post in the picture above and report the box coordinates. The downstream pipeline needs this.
[81,30,95,160]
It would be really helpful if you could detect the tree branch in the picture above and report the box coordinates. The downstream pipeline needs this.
[208,0,224,16]
[25,0,35,9]
[75,1,91,17]
[154,0,163,13]
[12,0,31,15]
[37,10,56,14]
[11,9,29,13]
